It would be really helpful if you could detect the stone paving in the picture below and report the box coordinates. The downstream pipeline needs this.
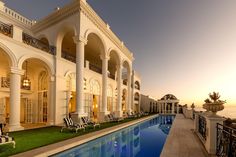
[161,114,208,157]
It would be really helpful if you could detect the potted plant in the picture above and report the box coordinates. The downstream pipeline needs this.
[191,103,195,110]
[203,92,225,115]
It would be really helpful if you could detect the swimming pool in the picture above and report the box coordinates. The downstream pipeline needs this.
[53,115,175,157]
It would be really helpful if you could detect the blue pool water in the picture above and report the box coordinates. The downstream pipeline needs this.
[53,115,175,157]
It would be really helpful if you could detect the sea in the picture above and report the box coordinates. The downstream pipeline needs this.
[195,106,236,119]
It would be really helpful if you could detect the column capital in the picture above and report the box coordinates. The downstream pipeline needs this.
[50,76,55,82]
[10,67,24,75]
[73,35,87,45]
[100,54,110,61]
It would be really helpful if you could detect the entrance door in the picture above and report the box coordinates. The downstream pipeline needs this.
[68,91,76,114]
[0,98,6,123]
[38,91,48,123]
[91,95,99,121]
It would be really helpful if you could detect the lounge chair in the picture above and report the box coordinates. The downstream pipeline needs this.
[61,117,85,133]
[0,124,15,148]
[81,117,100,129]
[110,114,124,122]
[106,114,123,122]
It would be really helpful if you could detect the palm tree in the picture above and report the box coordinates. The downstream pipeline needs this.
[209,92,220,102]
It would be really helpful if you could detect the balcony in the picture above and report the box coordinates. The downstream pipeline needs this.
[89,63,102,74]
[1,76,31,91]
[22,33,56,55]
[61,51,76,63]
[108,73,115,80]
[0,21,13,37]
[123,80,127,86]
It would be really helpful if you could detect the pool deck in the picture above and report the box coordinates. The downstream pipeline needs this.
[12,115,157,157]
[161,114,209,157]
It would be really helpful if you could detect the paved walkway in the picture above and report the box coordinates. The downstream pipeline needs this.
[161,114,208,157]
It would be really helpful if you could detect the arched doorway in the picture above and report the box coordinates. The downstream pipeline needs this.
[107,85,113,112]
[0,48,12,125]
[85,33,105,74]
[89,79,101,121]
[108,50,121,114]
[61,29,76,63]
[66,73,76,115]
[122,89,127,112]
[20,58,52,126]
[134,92,140,113]
[122,61,131,113]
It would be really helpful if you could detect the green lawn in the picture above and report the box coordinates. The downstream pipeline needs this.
[0,116,148,157]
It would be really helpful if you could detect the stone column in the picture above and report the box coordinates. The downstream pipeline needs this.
[131,70,134,112]
[9,67,24,131]
[177,104,179,114]
[158,103,161,114]
[164,103,167,114]
[116,64,122,117]
[73,36,87,116]
[48,76,55,125]
[127,71,132,114]
[100,55,109,121]
[172,102,175,114]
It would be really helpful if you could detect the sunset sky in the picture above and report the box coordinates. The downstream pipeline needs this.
[4,0,236,106]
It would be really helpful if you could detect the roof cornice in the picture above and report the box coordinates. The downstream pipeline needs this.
[31,1,80,33]
[31,0,134,61]
[80,1,134,60]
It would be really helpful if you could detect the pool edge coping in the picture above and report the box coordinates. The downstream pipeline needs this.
[11,115,158,157]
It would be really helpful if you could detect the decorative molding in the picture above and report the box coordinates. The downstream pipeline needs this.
[100,54,110,61]
[73,35,87,45]
[31,0,134,61]
[10,67,25,75]
[80,1,134,61]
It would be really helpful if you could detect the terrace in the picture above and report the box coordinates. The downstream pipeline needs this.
[0,115,153,157]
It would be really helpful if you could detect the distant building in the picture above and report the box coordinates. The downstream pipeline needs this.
[140,95,158,113]
[158,94,180,114]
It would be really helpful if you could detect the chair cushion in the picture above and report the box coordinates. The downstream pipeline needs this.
[0,136,14,143]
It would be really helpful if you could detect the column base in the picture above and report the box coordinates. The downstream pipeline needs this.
[47,120,55,126]
[98,112,108,122]
[70,112,88,124]
[114,111,123,118]
[9,124,24,132]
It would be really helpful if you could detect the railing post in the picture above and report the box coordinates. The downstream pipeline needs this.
[12,25,22,42]
[229,129,232,157]
[205,116,224,155]
[194,112,200,132]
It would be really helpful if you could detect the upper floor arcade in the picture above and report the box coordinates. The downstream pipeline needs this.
[0,0,141,89]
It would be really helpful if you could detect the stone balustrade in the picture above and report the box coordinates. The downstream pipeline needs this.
[194,112,225,155]
[182,106,194,119]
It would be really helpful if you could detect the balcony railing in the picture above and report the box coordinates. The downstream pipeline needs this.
[216,123,236,157]
[198,115,207,141]
[1,77,10,88]
[22,33,56,55]
[0,21,13,37]
[134,97,139,101]
[89,63,102,74]
[1,77,31,90]
[108,73,115,80]
[135,84,140,90]
[61,51,76,63]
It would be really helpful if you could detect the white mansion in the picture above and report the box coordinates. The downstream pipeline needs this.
[0,0,141,131]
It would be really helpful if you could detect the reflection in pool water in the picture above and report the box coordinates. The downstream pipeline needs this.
[53,115,175,157]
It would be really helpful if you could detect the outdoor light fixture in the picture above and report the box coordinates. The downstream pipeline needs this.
[22,61,31,90]
[83,78,86,90]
